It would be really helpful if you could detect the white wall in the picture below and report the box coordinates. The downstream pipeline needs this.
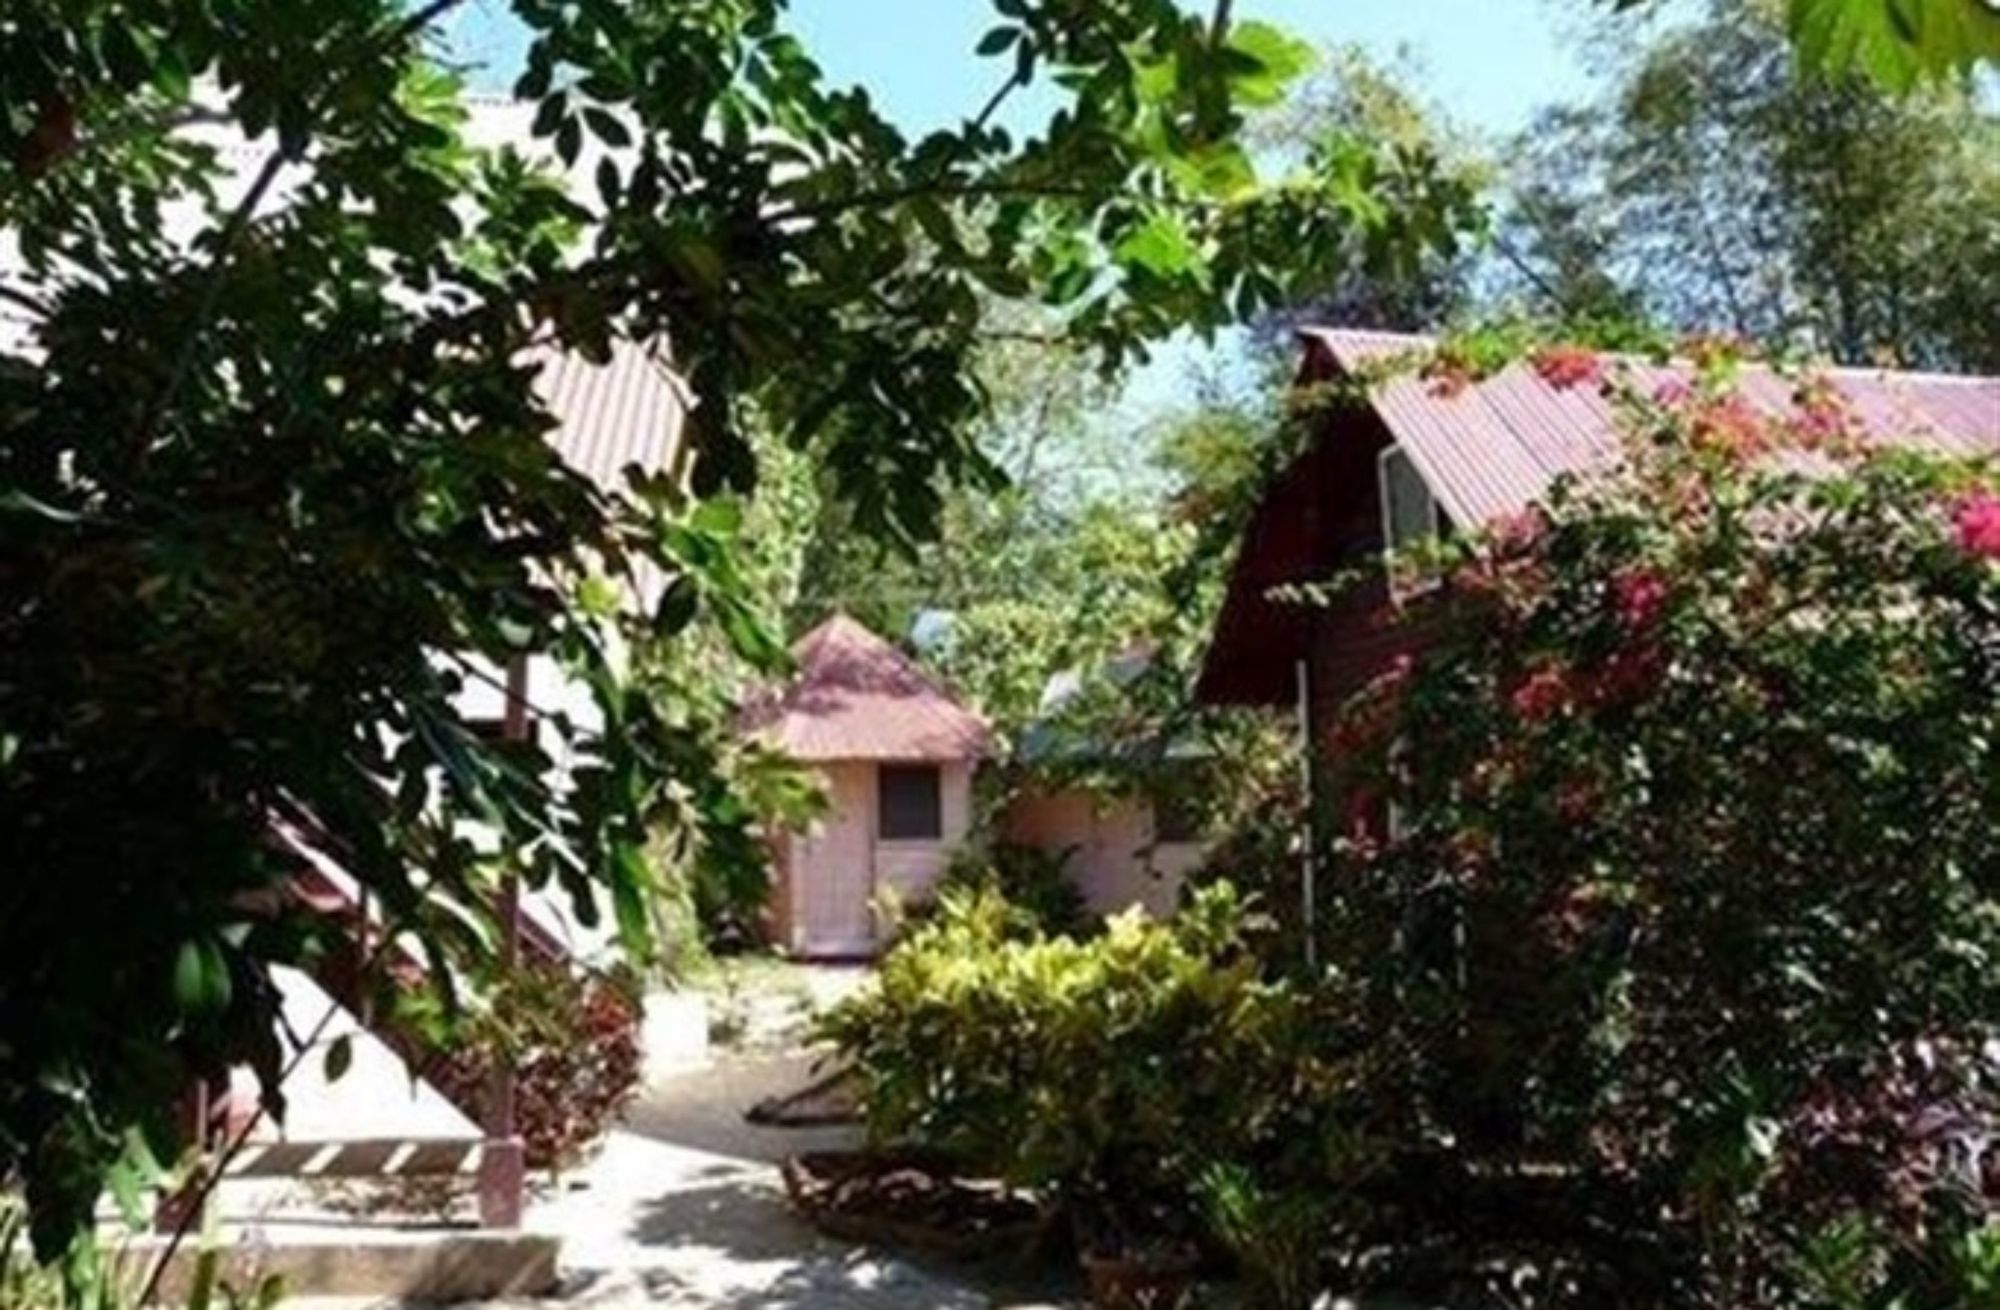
[779,759,974,957]
[1004,787,1204,920]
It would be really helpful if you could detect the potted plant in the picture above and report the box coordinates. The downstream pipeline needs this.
[1072,1187,1202,1310]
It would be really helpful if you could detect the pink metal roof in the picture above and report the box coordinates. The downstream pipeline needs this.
[529,337,688,495]
[1304,328,2000,529]
[526,337,689,611]
[743,615,990,763]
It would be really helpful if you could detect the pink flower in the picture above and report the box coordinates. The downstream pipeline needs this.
[1532,343,1604,392]
[1651,378,1694,409]
[1509,662,1571,723]
[1954,491,2000,560]
[1555,776,1598,822]
[1487,507,1549,559]
[1789,376,1856,450]
[1611,567,1670,632]
[1689,394,1768,458]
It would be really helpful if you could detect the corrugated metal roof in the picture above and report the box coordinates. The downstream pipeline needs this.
[528,336,688,497]
[1304,328,2000,529]
[743,614,990,762]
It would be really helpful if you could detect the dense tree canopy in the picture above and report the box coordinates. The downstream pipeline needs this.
[1505,0,2000,369]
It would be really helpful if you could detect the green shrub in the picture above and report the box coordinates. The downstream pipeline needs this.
[818,884,1321,1250]
[933,841,1090,938]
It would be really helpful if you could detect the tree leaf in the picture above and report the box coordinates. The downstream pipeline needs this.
[172,939,231,1016]
[1786,0,2000,87]
[323,1034,353,1083]
[1225,20,1316,106]
[1117,211,1199,279]
[977,26,1020,57]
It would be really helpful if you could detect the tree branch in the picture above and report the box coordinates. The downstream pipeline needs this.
[1209,0,1235,45]
[967,67,1027,138]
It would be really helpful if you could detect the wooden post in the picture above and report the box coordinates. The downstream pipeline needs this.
[1295,656,1321,973]
[476,654,530,1229]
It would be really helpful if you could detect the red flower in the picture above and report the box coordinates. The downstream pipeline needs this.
[1332,655,1415,753]
[1789,377,1857,450]
[1689,394,1768,459]
[1509,661,1571,723]
[1587,643,1664,708]
[1532,343,1604,392]
[1611,567,1670,632]
[1953,491,2000,560]
[1488,506,1549,559]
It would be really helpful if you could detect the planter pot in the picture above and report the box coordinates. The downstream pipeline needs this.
[1080,1247,1200,1310]
[780,1150,1046,1261]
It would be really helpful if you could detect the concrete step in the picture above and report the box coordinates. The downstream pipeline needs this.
[115,1229,559,1304]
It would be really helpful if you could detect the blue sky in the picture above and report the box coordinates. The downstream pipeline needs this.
[782,0,1593,138]
[449,0,1596,137]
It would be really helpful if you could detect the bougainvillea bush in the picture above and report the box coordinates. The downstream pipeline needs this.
[453,963,642,1174]
[1321,351,2000,1306]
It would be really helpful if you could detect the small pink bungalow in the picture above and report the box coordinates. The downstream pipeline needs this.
[746,614,989,958]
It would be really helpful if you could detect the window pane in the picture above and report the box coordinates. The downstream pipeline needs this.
[1381,446,1437,548]
[878,764,942,840]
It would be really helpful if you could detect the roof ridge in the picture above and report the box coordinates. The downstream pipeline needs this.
[1300,325,2000,386]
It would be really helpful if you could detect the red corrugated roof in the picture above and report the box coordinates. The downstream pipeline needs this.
[1198,329,2000,707]
[1305,328,2000,528]
[743,615,990,762]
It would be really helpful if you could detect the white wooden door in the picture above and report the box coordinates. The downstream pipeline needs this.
[794,764,877,957]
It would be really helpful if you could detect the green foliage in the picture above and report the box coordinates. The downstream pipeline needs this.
[1316,345,2000,1305]
[1786,0,2000,90]
[3,1193,282,1310]
[934,841,1089,939]
[456,964,643,1173]
[819,884,1316,1249]
[1245,43,1494,343]
[1607,0,2000,88]
[0,0,1474,1268]
[1197,1162,1332,1310]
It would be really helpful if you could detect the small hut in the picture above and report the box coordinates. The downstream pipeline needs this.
[747,614,989,957]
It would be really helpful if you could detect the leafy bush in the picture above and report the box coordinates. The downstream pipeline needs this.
[455,963,643,1173]
[819,884,1320,1251]
[933,841,1090,939]
[1318,351,2000,1306]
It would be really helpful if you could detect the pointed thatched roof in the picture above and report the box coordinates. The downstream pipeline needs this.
[743,614,989,762]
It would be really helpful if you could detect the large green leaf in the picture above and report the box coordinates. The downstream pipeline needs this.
[1789,0,2000,88]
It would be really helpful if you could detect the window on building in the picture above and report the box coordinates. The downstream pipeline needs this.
[1378,444,1440,550]
[878,764,943,841]
[1378,444,1447,598]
